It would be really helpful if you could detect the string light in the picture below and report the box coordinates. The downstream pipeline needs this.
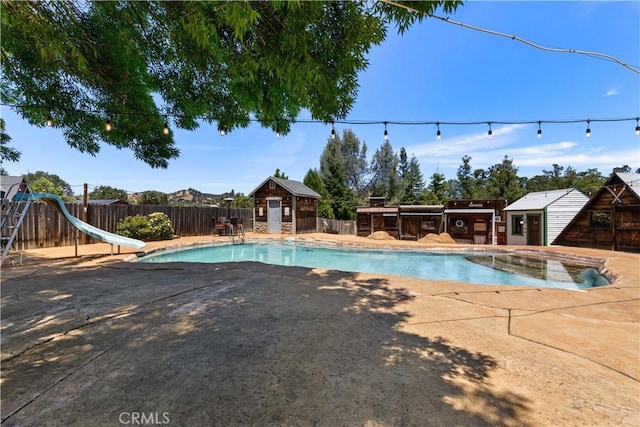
[105,119,113,132]
[383,121,388,141]
[275,128,280,138]
[487,122,492,140]
[537,121,542,139]
[585,120,591,138]
[436,122,441,140]
[5,103,637,138]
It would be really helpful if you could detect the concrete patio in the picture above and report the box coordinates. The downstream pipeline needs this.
[1,234,638,426]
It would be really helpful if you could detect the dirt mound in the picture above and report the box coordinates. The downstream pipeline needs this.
[367,231,396,240]
[418,233,457,244]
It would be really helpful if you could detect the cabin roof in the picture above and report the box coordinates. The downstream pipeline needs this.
[615,173,640,199]
[504,188,586,211]
[249,176,321,199]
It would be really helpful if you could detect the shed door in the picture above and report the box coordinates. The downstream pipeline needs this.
[527,215,541,245]
[268,199,282,234]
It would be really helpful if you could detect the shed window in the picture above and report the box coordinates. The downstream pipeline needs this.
[590,211,611,229]
[269,180,276,189]
[512,215,524,235]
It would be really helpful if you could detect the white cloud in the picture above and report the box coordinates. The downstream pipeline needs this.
[405,123,527,160]
[605,89,620,96]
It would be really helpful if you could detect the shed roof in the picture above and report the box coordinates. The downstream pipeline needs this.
[0,175,27,200]
[616,173,640,199]
[249,176,321,199]
[504,188,585,211]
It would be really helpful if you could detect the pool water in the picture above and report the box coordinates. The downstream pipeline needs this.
[138,242,609,290]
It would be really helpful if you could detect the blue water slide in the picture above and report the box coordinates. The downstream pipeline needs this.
[14,192,146,249]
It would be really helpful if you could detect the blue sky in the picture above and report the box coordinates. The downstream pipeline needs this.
[2,1,639,196]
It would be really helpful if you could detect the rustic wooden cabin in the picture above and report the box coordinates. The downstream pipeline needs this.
[443,199,507,245]
[249,177,320,234]
[356,197,400,238]
[398,205,444,240]
[356,207,399,238]
[503,188,588,246]
[553,173,640,252]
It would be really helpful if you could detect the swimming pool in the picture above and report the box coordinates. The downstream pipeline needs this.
[138,241,609,290]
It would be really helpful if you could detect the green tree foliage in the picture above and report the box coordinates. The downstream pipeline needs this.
[339,129,368,200]
[613,165,633,173]
[231,195,253,209]
[524,164,605,196]
[28,176,64,197]
[486,155,526,202]
[116,212,174,241]
[423,172,450,204]
[457,155,478,199]
[303,168,334,219]
[138,191,168,205]
[369,140,400,203]
[89,185,128,200]
[0,119,20,173]
[398,147,425,204]
[320,136,355,220]
[24,171,73,196]
[576,168,606,196]
[2,0,461,168]
[273,169,289,180]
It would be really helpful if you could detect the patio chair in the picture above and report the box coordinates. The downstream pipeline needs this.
[213,217,226,236]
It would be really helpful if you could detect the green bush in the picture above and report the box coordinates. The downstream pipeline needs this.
[116,212,175,241]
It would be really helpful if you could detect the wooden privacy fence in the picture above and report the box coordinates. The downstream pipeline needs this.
[11,203,254,250]
[316,218,356,235]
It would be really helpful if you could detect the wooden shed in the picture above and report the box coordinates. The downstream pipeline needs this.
[356,206,399,238]
[249,177,320,234]
[398,205,444,240]
[503,188,588,246]
[553,173,640,252]
[444,199,507,245]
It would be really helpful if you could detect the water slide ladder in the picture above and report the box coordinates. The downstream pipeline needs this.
[1,187,32,261]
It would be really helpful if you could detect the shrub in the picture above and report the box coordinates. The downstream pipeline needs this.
[116,212,175,241]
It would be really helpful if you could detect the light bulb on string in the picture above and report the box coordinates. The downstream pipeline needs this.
[487,122,493,140]
[383,122,388,141]
[45,114,53,127]
[331,122,336,140]
[635,118,639,135]
[537,121,542,139]
[436,122,441,140]
[162,121,170,135]
[105,119,113,132]
[219,127,226,136]
[585,120,591,138]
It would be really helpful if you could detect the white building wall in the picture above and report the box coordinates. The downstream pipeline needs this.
[546,191,589,244]
[505,211,527,245]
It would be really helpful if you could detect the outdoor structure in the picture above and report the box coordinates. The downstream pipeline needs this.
[0,175,28,201]
[398,205,444,240]
[443,199,507,245]
[553,173,640,252]
[249,177,320,234]
[356,205,399,238]
[503,188,588,246]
